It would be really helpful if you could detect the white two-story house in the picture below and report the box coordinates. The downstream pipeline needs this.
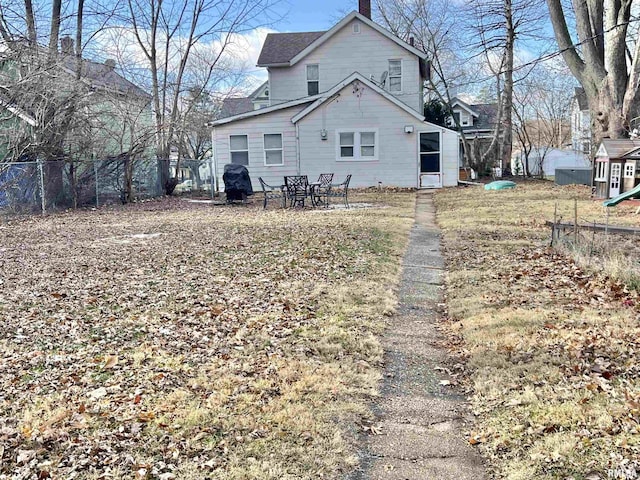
[210,0,460,190]
[571,87,591,156]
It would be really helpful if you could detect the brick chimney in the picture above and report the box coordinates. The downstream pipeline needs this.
[60,36,74,55]
[358,0,371,19]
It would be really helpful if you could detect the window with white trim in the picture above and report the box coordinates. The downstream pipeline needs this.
[595,161,607,181]
[263,133,283,166]
[229,135,248,165]
[624,162,635,178]
[337,130,377,161]
[388,59,402,92]
[307,64,319,96]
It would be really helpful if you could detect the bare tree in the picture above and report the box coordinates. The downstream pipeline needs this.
[374,0,500,174]
[547,0,640,142]
[122,0,275,194]
[512,65,574,176]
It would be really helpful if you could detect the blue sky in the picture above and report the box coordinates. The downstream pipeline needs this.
[272,0,355,32]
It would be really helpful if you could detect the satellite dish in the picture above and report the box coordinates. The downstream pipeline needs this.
[379,71,388,88]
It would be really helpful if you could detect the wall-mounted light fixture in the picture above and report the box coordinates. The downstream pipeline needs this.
[404,125,414,134]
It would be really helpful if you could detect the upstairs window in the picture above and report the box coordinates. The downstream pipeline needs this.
[229,135,249,165]
[388,59,402,92]
[307,64,319,96]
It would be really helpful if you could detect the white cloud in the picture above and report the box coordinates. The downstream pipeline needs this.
[90,26,275,96]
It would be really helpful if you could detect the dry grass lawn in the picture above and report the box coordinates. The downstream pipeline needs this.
[436,182,640,479]
[0,191,414,479]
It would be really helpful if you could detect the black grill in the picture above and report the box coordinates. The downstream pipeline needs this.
[223,164,254,202]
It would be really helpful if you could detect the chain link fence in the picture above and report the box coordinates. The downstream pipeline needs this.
[0,157,162,214]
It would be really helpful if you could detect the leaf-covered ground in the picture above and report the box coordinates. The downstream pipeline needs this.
[436,182,640,480]
[0,192,414,479]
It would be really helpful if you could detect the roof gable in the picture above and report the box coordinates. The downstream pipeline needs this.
[450,98,479,117]
[257,11,427,67]
[289,12,427,66]
[291,72,425,124]
[249,81,269,100]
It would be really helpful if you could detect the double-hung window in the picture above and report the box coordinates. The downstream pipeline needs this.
[307,64,319,96]
[337,130,377,161]
[264,133,283,166]
[388,59,402,92]
[229,135,249,165]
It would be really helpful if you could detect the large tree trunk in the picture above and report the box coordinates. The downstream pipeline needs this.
[501,0,514,170]
[547,0,635,145]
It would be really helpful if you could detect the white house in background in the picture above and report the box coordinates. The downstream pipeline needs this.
[511,148,590,178]
[571,87,591,156]
[210,0,460,190]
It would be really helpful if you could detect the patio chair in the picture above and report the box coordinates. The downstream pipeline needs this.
[311,173,334,207]
[258,177,286,209]
[284,175,309,207]
[327,174,352,208]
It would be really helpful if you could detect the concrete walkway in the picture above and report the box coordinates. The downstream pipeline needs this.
[350,191,487,480]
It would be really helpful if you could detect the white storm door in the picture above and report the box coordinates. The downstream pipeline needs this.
[419,132,442,188]
[610,163,621,197]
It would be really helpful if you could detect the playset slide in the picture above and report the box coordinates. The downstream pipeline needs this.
[603,183,640,207]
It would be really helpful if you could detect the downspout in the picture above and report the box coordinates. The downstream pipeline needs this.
[295,122,301,175]
[211,127,218,194]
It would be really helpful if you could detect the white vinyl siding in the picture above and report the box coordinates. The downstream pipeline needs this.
[264,133,283,165]
[212,103,307,190]
[336,130,377,161]
[388,59,402,92]
[268,19,422,112]
[229,135,249,165]
[306,64,319,96]
[297,79,458,188]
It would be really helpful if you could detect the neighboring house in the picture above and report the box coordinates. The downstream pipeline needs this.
[0,37,154,207]
[211,0,460,190]
[593,139,640,198]
[219,81,271,118]
[0,37,153,162]
[571,87,591,156]
[446,97,502,173]
[511,147,589,178]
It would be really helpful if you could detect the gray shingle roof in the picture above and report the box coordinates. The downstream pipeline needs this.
[257,31,325,66]
[469,103,498,131]
[60,56,150,99]
[219,97,254,118]
[599,139,640,158]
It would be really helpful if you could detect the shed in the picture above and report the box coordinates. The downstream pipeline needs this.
[593,139,640,198]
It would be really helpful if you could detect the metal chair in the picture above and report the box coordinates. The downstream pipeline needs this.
[327,174,352,208]
[284,175,309,207]
[258,177,286,209]
[311,173,334,207]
